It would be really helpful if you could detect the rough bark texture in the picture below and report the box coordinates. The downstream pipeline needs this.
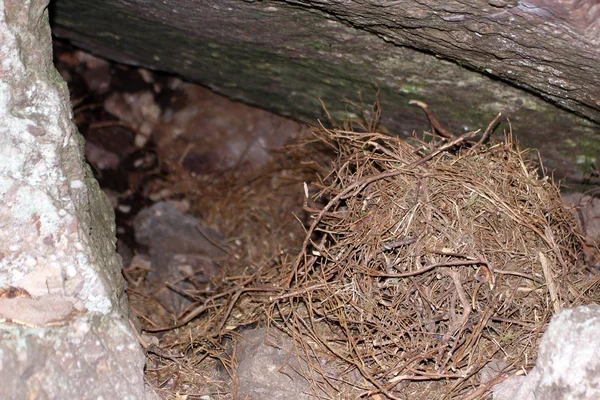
[50,0,600,185]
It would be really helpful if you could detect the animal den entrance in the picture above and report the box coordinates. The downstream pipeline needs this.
[54,40,600,399]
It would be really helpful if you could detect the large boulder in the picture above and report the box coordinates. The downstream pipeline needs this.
[0,0,146,398]
[50,0,600,186]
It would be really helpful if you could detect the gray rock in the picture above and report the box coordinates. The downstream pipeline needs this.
[134,202,225,312]
[562,193,600,244]
[0,0,146,398]
[233,327,365,398]
[234,327,313,400]
[494,305,600,400]
[51,0,600,187]
[134,201,225,258]
[0,315,145,400]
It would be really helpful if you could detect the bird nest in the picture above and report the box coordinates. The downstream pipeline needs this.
[267,109,594,398]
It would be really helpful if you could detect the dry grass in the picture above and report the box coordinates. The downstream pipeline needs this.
[127,128,334,398]
[265,104,598,399]
[129,102,599,399]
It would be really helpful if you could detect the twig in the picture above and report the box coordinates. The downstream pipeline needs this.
[362,259,486,278]
[490,316,536,328]
[409,100,456,139]
[409,129,479,169]
[469,112,502,154]
[379,237,417,253]
[195,223,231,256]
[388,372,466,384]
[128,319,184,362]
[460,372,512,400]
[494,269,545,285]
[217,290,243,332]
[143,275,257,332]
[539,252,561,314]
[269,283,330,301]
[447,269,472,338]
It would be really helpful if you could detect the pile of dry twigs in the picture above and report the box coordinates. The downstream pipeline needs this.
[134,101,599,399]
[265,103,597,398]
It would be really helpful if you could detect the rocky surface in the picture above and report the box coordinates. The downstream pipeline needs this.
[493,305,600,400]
[562,192,600,270]
[233,327,366,399]
[0,0,146,398]
[563,192,600,244]
[234,327,314,399]
[0,315,144,400]
[50,0,600,187]
[133,202,226,313]
[153,82,305,174]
